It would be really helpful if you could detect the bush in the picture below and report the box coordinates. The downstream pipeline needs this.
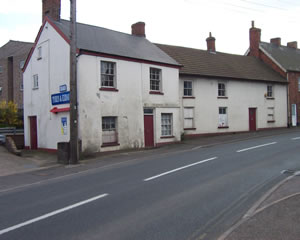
[0,101,23,127]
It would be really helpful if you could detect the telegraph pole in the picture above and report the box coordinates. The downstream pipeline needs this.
[69,0,79,164]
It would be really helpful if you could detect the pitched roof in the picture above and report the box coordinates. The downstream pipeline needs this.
[52,19,179,67]
[260,42,300,72]
[156,43,286,83]
[0,40,33,58]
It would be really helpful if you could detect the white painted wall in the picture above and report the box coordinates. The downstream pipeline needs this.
[24,21,70,149]
[180,76,287,135]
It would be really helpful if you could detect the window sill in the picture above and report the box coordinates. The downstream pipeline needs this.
[266,97,275,100]
[218,126,229,129]
[160,136,175,139]
[183,96,195,99]
[217,96,228,99]
[37,57,42,60]
[32,87,39,90]
[184,128,196,130]
[267,120,275,123]
[149,91,164,95]
[101,142,120,147]
[100,87,119,92]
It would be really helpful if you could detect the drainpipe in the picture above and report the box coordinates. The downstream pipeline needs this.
[287,73,290,127]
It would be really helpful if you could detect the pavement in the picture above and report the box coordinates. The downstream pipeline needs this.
[0,127,300,240]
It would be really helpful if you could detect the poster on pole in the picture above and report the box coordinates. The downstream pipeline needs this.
[61,117,68,135]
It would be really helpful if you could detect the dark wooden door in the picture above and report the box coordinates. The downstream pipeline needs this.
[29,116,38,149]
[144,115,154,147]
[249,108,256,131]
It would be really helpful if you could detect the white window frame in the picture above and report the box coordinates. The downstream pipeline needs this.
[37,46,42,60]
[218,82,226,97]
[161,113,173,136]
[101,61,116,88]
[184,107,194,129]
[218,107,228,127]
[267,85,273,98]
[33,74,39,89]
[102,117,118,144]
[267,107,275,122]
[150,67,162,92]
[183,80,193,96]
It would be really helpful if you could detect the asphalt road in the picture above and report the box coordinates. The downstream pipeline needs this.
[0,131,299,240]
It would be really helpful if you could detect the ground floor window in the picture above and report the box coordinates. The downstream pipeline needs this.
[161,113,172,136]
[267,107,275,122]
[218,107,228,127]
[102,117,117,144]
[184,107,194,129]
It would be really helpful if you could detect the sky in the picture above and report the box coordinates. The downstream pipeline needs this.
[1,0,300,55]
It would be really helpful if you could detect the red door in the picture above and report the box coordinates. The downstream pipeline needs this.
[249,108,256,131]
[144,115,154,147]
[29,116,38,149]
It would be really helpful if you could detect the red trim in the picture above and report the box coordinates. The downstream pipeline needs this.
[23,17,72,73]
[101,142,120,147]
[80,50,181,69]
[217,96,228,99]
[218,126,229,129]
[149,91,164,95]
[183,96,195,99]
[184,128,196,130]
[50,107,70,113]
[160,136,175,139]
[99,87,119,92]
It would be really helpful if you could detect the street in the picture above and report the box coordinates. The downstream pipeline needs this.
[0,131,299,240]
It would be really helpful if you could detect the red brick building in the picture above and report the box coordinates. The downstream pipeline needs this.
[0,40,33,109]
[248,21,300,127]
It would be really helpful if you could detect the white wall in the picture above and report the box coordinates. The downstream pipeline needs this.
[180,76,287,135]
[23,21,70,149]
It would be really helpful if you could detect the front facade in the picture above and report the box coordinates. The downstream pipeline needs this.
[248,21,300,126]
[0,40,33,109]
[157,40,287,137]
[23,9,181,152]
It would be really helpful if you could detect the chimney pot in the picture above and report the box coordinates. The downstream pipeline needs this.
[251,20,255,28]
[206,32,216,52]
[131,22,146,37]
[270,37,281,46]
[42,0,61,22]
[287,41,297,49]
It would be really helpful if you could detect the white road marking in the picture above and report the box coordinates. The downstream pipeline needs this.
[291,137,300,140]
[144,157,217,182]
[192,146,202,150]
[236,142,277,153]
[0,193,108,236]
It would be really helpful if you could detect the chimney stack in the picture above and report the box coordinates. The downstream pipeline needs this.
[206,32,216,52]
[42,0,61,22]
[131,22,146,37]
[287,41,297,49]
[270,38,281,46]
[249,21,261,58]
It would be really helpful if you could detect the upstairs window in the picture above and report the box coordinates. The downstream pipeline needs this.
[298,78,300,92]
[267,85,273,98]
[183,81,193,96]
[37,46,42,60]
[218,82,226,97]
[101,61,116,88]
[150,68,161,91]
[33,74,39,89]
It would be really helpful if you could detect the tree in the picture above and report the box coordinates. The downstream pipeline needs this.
[0,101,20,126]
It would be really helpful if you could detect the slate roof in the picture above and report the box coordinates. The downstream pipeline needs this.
[260,42,300,72]
[0,40,33,58]
[156,44,286,83]
[52,19,179,66]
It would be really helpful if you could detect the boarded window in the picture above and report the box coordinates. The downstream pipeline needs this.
[184,107,194,128]
[267,107,275,122]
[33,74,39,89]
[102,117,117,144]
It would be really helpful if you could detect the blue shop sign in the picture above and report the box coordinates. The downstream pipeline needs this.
[59,84,67,92]
[51,91,70,105]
